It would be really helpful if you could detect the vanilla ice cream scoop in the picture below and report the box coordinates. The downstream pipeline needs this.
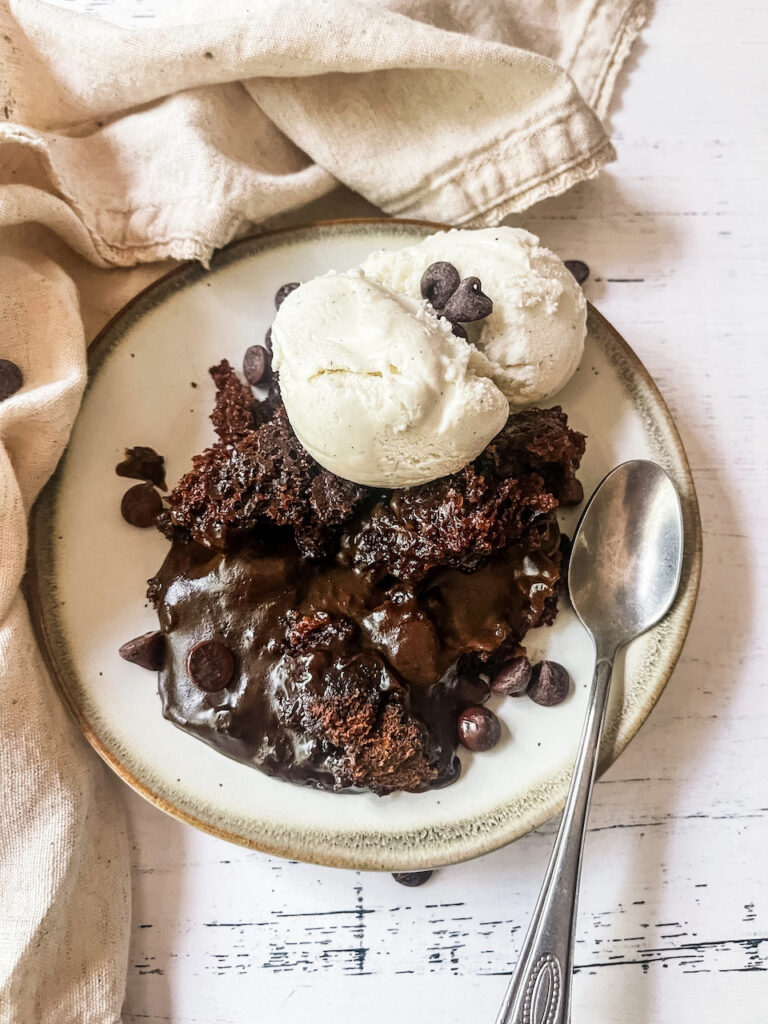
[271,272,509,488]
[360,227,586,405]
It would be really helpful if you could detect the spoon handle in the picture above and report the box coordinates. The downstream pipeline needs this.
[494,654,615,1024]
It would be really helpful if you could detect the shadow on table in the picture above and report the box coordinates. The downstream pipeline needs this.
[513,170,684,300]
[599,1,655,135]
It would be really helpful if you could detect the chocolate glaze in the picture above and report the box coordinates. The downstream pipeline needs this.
[151,519,562,794]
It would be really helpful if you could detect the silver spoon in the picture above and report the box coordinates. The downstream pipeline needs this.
[495,460,684,1024]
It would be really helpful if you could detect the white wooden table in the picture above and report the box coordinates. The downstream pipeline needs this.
[54,0,768,1020]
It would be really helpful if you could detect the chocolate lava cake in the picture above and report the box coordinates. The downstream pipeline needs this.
[141,361,585,795]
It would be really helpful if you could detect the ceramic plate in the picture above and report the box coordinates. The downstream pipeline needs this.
[26,220,701,871]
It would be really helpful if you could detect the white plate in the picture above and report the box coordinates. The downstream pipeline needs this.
[26,220,702,871]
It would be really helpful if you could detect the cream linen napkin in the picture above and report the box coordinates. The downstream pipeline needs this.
[0,0,647,264]
[0,0,646,1019]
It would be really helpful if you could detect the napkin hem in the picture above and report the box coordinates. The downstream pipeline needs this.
[569,0,649,119]
[385,103,615,225]
[463,137,615,226]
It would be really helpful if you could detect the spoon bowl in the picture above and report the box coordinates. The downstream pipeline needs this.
[569,460,684,653]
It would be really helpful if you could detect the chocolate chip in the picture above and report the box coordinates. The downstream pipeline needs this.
[442,277,493,323]
[392,870,433,887]
[116,446,167,490]
[458,706,501,751]
[274,282,300,309]
[564,260,589,285]
[187,640,234,691]
[120,483,163,528]
[263,327,272,352]
[119,631,165,671]
[558,476,584,506]
[528,660,571,706]
[0,359,23,402]
[451,322,468,340]
[243,345,272,386]
[491,656,532,696]
[420,261,460,310]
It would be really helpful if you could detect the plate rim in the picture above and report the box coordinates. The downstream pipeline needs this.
[25,217,703,870]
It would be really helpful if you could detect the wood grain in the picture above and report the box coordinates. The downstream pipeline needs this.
[50,0,768,1019]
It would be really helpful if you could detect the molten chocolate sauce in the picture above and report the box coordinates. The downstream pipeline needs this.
[153,520,561,793]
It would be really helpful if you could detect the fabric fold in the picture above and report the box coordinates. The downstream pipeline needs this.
[0,240,131,1022]
[1,0,646,265]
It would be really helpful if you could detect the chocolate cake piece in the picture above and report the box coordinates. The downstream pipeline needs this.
[144,359,586,795]
[209,359,258,443]
[275,651,439,792]
[344,408,585,582]
[477,405,586,500]
[167,364,367,557]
